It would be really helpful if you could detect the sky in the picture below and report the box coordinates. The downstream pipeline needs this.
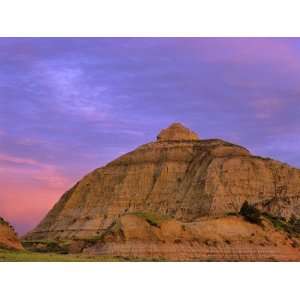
[1,38,300,235]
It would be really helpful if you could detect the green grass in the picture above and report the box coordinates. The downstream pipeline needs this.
[262,212,300,236]
[0,249,167,262]
[261,213,300,251]
[0,249,126,262]
[129,211,169,227]
[22,239,70,254]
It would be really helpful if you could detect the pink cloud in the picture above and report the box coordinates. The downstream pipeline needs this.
[0,153,73,234]
[192,38,300,72]
[0,181,65,234]
[251,98,283,120]
[0,153,40,166]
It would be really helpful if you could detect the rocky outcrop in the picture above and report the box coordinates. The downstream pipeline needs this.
[72,214,300,261]
[25,123,300,246]
[157,123,199,141]
[0,217,23,251]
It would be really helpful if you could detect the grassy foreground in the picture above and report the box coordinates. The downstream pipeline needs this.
[0,249,126,262]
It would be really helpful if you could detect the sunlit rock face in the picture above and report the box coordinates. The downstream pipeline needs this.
[81,215,300,262]
[0,217,23,250]
[157,123,199,141]
[25,123,300,241]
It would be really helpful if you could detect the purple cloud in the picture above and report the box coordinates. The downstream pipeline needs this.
[1,38,300,234]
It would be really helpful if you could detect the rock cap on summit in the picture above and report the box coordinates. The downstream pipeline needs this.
[156,122,199,141]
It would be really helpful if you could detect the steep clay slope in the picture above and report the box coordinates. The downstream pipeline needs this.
[0,217,23,250]
[77,214,300,261]
[25,123,300,241]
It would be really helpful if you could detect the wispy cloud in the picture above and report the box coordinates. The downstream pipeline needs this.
[251,98,283,120]
[32,60,113,122]
[0,152,71,188]
[1,38,300,234]
[0,152,72,234]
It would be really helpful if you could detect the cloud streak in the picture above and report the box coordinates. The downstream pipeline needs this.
[1,38,300,234]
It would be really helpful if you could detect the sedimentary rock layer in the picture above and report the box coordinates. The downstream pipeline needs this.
[25,123,300,241]
[0,217,23,250]
[75,214,300,261]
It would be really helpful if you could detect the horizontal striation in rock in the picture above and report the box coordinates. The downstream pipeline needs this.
[24,124,300,242]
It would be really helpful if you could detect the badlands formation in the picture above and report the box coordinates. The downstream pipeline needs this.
[0,217,23,251]
[24,123,300,261]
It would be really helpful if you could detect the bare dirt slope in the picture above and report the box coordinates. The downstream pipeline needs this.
[0,217,23,251]
[25,123,300,243]
[75,214,300,261]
